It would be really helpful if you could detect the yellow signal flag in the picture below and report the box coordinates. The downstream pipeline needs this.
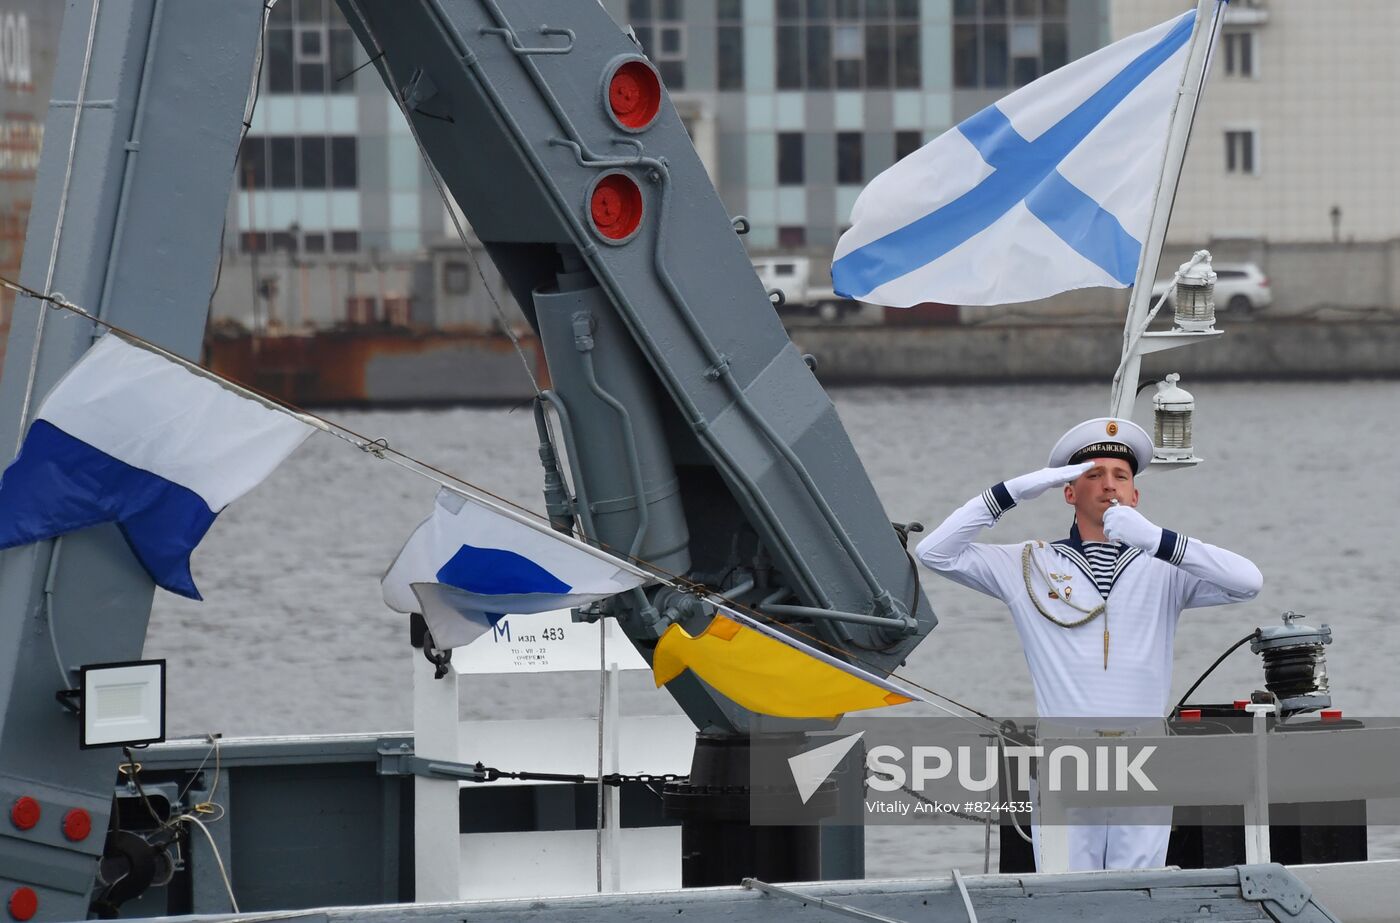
[652,606,916,719]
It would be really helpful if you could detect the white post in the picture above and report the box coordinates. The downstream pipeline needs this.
[1243,702,1273,864]
[1111,0,1223,419]
[602,661,623,892]
[413,654,461,901]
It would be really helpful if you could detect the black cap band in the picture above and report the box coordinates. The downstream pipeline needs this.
[1068,442,1138,470]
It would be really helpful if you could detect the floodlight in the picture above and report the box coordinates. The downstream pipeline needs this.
[79,660,166,749]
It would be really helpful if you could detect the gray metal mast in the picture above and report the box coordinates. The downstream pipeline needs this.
[0,2,263,919]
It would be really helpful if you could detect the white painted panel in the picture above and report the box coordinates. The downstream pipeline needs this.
[458,827,681,899]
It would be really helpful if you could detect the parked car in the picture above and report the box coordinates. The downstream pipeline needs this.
[751,256,858,321]
[1149,262,1272,315]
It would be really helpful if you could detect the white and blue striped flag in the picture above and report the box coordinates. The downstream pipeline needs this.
[0,334,314,599]
[832,7,1202,307]
[382,487,654,649]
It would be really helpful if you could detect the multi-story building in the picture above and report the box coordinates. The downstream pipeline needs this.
[1112,0,1400,246]
[597,0,1109,251]
[215,0,1111,329]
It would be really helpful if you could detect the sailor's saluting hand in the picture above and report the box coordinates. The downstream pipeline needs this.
[1103,503,1162,551]
[1004,461,1095,502]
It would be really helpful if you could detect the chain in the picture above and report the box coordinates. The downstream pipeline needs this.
[469,763,687,787]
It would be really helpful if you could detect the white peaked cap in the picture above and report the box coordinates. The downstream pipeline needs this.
[1047,417,1153,475]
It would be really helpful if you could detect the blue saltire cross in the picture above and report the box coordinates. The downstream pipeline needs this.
[833,10,1195,299]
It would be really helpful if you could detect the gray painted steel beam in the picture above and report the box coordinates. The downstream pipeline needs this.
[0,2,263,918]
[332,0,935,736]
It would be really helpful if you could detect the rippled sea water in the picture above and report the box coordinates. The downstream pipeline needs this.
[145,380,1400,875]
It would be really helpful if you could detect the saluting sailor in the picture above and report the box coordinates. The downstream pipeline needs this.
[915,417,1263,872]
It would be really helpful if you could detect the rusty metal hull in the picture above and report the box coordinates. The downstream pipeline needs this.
[204,328,546,406]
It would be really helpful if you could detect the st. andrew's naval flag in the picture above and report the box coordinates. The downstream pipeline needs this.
[382,487,653,649]
[832,8,1200,307]
[0,334,315,598]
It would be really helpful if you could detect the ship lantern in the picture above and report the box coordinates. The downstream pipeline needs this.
[1152,372,1194,461]
[1172,256,1216,331]
[1251,612,1333,715]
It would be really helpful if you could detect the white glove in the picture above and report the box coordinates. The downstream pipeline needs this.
[1103,504,1163,551]
[1004,462,1094,502]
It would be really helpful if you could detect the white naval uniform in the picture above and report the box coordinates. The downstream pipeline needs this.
[915,482,1263,870]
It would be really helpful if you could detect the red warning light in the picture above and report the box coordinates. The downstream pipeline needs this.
[589,173,644,242]
[1321,709,1343,722]
[8,888,37,922]
[607,59,661,131]
[62,808,92,842]
[9,797,39,831]
[1180,708,1201,723]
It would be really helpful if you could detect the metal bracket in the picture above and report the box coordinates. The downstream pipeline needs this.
[1237,864,1339,921]
[1137,327,1224,355]
[704,354,731,381]
[376,743,489,782]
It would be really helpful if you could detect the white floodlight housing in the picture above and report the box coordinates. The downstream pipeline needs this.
[1152,372,1195,462]
[79,660,166,749]
[1173,256,1216,331]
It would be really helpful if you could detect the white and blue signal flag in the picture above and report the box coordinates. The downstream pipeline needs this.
[0,333,314,599]
[833,8,1200,307]
[382,487,653,649]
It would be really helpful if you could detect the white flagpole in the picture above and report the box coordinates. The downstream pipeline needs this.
[1110,0,1224,419]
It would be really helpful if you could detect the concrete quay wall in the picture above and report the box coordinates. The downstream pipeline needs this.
[789,319,1400,385]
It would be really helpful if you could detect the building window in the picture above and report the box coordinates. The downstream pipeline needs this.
[717,0,744,90]
[630,0,686,90]
[778,226,807,248]
[238,137,267,188]
[778,132,805,185]
[300,136,327,189]
[953,0,1068,90]
[443,261,472,294]
[331,230,360,253]
[239,231,269,253]
[238,135,358,190]
[776,0,921,91]
[1222,30,1255,78]
[895,130,922,161]
[330,136,358,188]
[1225,129,1256,175]
[836,131,863,184]
[266,0,358,94]
[269,137,297,188]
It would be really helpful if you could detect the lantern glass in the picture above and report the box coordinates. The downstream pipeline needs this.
[1174,280,1215,328]
[1154,407,1192,450]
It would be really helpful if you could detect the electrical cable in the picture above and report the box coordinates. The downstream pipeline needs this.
[1172,630,1259,716]
[14,0,103,453]
[178,813,239,913]
[209,0,275,313]
[119,749,166,828]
